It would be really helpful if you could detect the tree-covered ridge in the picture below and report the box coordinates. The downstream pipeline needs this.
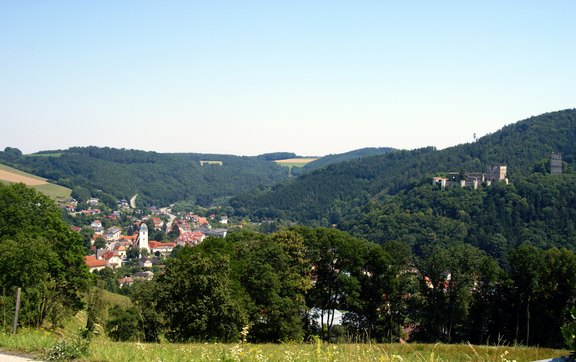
[0,146,289,207]
[235,109,576,223]
[340,173,576,259]
[256,152,298,161]
[302,147,396,172]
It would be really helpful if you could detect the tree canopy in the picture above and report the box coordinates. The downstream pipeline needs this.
[0,183,89,328]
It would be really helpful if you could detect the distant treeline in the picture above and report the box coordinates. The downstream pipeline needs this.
[256,152,298,161]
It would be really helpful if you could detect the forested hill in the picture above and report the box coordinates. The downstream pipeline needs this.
[302,147,396,172]
[0,146,289,207]
[232,109,576,223]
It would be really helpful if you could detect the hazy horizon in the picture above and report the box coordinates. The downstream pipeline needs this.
[2,1,575,156]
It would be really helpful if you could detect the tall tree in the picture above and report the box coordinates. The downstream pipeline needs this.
[0,183,89,328]
[417,243,499,343]
[298,227,365,341]
[509,244,545,345]
[156,244,248,342]
[234,231,311,342]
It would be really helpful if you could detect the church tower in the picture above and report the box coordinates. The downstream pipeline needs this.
[138,222,149,252]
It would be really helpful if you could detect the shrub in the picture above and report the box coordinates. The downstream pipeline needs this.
[105,305,142,342]
[44,336,90,361]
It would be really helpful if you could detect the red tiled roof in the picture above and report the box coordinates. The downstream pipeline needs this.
[149,241,176,248]
[101,251,120,260]
[85,255,106,268]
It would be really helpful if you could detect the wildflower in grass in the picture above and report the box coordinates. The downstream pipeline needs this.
[500,350,517,362]
[241,324,251,343]
[312,334,323,359]
[283,350,295,362]
[222,344,244,362]
[379,354,404,362]
[254,350,268,362]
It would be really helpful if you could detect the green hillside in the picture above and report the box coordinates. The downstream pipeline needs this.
[233,109,576,223]
[0,147,288,207]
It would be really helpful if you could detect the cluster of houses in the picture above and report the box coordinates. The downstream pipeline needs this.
[78,203,229,281]
[63,197,132,215]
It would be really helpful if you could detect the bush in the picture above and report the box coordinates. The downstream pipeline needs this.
[105,305,142,342]
[44,336,90,361]
[562,306,576,352]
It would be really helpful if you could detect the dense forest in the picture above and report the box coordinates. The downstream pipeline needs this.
[338,173,576,254]
[0,146,290,207]
[0,147,398,208]
[232,109,576,223]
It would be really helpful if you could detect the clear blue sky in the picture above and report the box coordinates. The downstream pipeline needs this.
[1,1,575,156]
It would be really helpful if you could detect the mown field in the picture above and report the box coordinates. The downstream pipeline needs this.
[274,158,318,168]
[0,163,71,200]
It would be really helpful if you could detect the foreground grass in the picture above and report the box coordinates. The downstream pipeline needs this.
[0,330,570,362]
[87,340,569,362]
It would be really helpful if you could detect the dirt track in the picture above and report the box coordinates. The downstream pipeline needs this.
[0,351,38,361]
[0,170,47,186]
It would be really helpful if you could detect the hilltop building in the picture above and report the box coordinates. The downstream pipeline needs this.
[433,165,508,190]
[487,166,507,182]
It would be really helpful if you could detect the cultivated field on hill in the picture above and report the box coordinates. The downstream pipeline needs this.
[274,158,318,168]
[0,163,71,200]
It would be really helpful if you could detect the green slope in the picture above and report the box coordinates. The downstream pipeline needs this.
[0,147,288,207]
[233,109,576,223]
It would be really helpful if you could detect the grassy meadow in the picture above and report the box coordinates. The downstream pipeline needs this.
[32,183,72,201]
[0,329,570,362]
[0,290,570,361]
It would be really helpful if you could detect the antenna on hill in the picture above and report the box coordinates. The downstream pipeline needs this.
[473,133,477,142]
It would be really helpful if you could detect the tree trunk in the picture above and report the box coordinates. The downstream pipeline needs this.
[526,295,531,345]
[515,300,521,344]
